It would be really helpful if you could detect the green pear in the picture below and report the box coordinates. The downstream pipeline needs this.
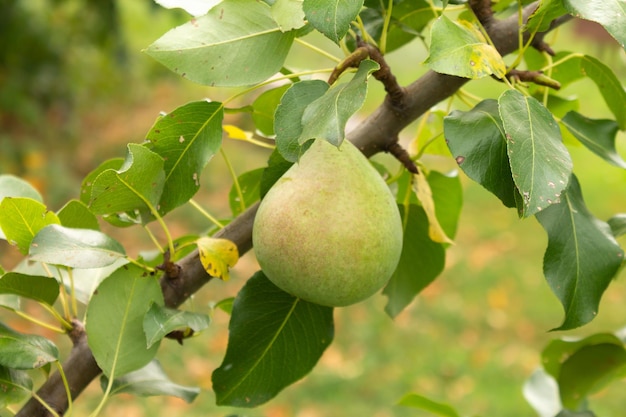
[252,139,403,307]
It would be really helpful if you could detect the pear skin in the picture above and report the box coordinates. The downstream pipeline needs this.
[252,139,403,307]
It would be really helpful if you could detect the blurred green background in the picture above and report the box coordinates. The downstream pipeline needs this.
[1,1,625,416]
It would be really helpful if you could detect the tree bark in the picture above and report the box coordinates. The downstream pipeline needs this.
[18,2,565,415]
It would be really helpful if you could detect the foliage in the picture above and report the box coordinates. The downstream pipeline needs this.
[0,0,625,416]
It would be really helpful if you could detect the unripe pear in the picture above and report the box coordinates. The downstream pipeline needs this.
[252,139,403,307]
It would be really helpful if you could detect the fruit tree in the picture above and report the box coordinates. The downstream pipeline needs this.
[1,0,625,416]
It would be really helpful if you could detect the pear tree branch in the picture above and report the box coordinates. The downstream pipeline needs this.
[18,2,572,416]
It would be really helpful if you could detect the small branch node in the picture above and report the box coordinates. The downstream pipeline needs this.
[67,319,86,346]
[506,69,561,90]
[156,249,182,281]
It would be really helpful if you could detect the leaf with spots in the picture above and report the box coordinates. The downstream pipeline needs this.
[425,15,506,79]
[0,322,58,370]
[145,101,224,216]
[498,89,573,217]
[197,237,239,281]
[0,366,32,408]
[212,271,333,407]
[444,99,519,209]
[145,0,296,87]
[536,175,625,330]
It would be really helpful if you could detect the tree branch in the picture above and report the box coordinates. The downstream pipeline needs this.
[18,2,569,415]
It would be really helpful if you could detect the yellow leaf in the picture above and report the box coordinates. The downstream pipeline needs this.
[412,172,454,245]
[197,237,239,281]
[223,124,252,140]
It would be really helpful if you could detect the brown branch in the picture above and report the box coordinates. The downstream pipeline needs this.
[18,2,571,415]
[469,0,495,27]
[386,140,418,174]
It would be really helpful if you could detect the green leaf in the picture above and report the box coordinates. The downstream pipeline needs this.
[498,89,572,217]
[444,99,518,208]
[102,360,200,403]
[298,59,379,146]
[145,0,296,87]
[213,297,235,315]
[229,168,264,216]
[196,237,239,280]
[384,204,445,318]
[0,273,59,306]
[143,304,211,348]
[252,85,291,136]
[0,366,32,408]
[0,175,42,204]
[0,197,60,254]
[212,271,333,407]
[0,322,58,369]
[397,393,461,417]
[542,333,623,381]
[271,0,306,31]
[303,0,363,43]
[274,80,328,162]
[89,144,165,226]
[608,213,626,237]
[86,264,164,378]
[527,52,626,129]
[561,111,625,169]
[526,0,568,33]
[56,199,100,230]
[560,343,626,410]
[145,101,224,216]
[541,333,626,410]
[29,224,126,269]
[563,0,626,50]
[426,170,463,241]
[80,158,124,205]
[579,55,626,130]
[536,176,625,330]
[425,15,506,79]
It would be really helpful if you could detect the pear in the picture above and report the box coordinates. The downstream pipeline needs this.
[252,139,403,307]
